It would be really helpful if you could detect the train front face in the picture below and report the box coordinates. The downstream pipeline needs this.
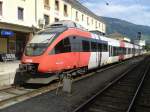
[21,27,67,74]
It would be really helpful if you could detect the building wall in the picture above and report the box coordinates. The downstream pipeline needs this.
[0,0,106,58]
[42,0,106,33]
[0,37,7,53]
[0,0,37,27]
[134,40,146,46]
[0,0,106,32]
[0,0,37,58]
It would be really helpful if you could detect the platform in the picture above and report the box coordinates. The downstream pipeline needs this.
[0,61,20,86]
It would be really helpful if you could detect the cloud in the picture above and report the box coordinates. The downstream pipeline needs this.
[83,2,150,26]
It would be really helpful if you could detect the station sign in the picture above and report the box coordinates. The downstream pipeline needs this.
[1,30,14,37]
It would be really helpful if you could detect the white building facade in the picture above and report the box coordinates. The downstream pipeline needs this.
[0,0,106,59]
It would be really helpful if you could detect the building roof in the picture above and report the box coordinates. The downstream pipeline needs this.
[63,0,105,24]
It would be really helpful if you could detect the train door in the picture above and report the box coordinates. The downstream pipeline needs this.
[88,41,99,69]
[92,38,101,68]
[94,35,101,68]
[97,37,101,67]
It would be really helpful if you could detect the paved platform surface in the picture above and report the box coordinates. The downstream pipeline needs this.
[0,57,144,112]
[0,61,20,86]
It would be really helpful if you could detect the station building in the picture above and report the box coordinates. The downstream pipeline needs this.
[0,0,106,59]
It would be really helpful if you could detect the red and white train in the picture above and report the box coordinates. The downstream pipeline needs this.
[14,20,143,85]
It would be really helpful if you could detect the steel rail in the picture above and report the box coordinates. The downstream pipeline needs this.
[126,63,150,112]
[73,59,141,112]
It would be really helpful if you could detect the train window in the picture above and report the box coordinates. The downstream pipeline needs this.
[82,40,90,52]
[109,45,111,56]
[131,48,133,54]
[129,48,131,54]
[128,48,129,54]
[102,44,108,52]
[113,47,115,56]
[71,36,81,52]
[111,46,113,56]
[98,43,102,52]
[113,47,117,56]
[54,37,71,54]
[118,47,122,55]
[124,48,127,54]
[55,40,63,54]
[128,48,131,54]
[91,42,97,52]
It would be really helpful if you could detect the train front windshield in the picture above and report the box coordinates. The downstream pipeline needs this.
[25,33,56,56]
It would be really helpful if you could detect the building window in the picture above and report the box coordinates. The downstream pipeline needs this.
[44,0,50,9]
[87,17,89,25]
[75,11,78,21]
[44,14,49,25]
[18,7,24,20]
[95,21,97,28]
[55,0,59,11]
[102,24,105,31]
[44,0,49,6]
[64,4,68,16]
[55,18,59,22]
[82,14,84,21]
[0,2,2,16]
[99,23,101,28]
[92,19,93,25]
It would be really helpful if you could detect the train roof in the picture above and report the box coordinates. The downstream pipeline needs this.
[45,20,87,31]
[90,30,142,46]
[38,21,142,47]
[36,27,67,35]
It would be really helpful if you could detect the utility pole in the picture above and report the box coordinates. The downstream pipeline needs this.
[137,32,142,54]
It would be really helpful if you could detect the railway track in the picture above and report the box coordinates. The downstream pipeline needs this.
[73,56,150,112]
[0,56,143,109]
[129,61,150,112]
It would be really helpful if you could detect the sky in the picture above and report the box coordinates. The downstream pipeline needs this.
[81,0,150,26]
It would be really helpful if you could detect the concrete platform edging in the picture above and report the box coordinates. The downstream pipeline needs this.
[0,61,19,86]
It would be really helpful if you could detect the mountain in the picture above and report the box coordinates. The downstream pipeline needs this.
[101,17,150,44]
